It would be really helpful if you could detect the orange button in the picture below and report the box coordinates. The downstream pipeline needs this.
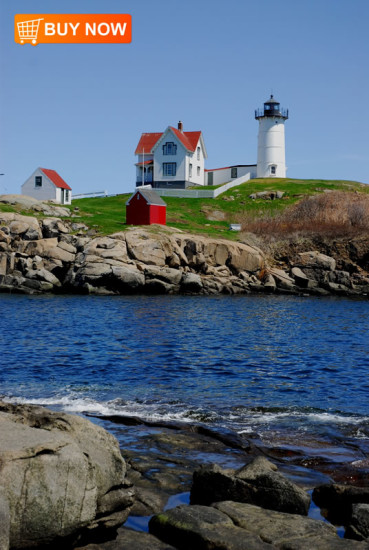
[15,14,132,45]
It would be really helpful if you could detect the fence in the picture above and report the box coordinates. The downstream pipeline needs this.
[73,190,109,199]
[72,174,252,201]
[153,174,251,199]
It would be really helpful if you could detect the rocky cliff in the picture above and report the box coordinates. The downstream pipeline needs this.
[0,205,368,297]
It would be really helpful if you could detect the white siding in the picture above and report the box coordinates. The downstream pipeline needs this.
[21,168,57,201]
[57,187,72,205]
[186,142,205,186]
[21,168,72,204]
[256,117,287,178]
[153,132,187,183]
[205,166,256,186]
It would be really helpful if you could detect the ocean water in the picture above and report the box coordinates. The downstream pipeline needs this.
[1,293,368,462]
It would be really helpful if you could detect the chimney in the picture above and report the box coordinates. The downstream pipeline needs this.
[178,121,183,132]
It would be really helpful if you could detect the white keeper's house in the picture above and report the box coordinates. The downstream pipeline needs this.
[22,167,72,205]
[135,95,289,189]
[135,122,207,189]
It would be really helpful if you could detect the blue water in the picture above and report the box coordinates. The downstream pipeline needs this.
[1,293,368,458]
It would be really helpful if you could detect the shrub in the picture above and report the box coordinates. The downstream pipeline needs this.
[241,191,369,239]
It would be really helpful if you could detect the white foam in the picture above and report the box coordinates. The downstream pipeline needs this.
[1,395,201,424]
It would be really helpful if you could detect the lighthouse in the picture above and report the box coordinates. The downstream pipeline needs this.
[255,95,288,178]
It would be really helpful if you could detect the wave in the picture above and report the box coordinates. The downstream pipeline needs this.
[2,395,368,438]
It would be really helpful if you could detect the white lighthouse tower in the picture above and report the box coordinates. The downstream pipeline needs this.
[255,95,288,178]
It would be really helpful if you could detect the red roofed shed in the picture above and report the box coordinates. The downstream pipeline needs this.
[126,188,166,225]
[21,167,72,204]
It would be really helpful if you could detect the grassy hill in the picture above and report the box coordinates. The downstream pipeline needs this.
[1,178,368,240]
[70,178,369,240]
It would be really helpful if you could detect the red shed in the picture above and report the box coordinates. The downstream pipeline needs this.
[126,188,167,225]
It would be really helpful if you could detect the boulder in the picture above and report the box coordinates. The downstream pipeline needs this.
[313,484,369,525]
[25,267,61,287]
[144,278,176,294]
[291,267,317,289]
[144,265,182,286]
[294,251,336,271]
[205,242,229,266]
[110,265,145,291]
[347,504,369,541]
[0,195,71,217]
[269,268,298,292]
[190,458,310,515]
[75,528,178,550]
[227,243,264,274]
[0,214,42,241]
[0,254,7,277]
[126,230,171,266]
[22,238,76,263]
[0,493,10,550]
[149,504,270,550]
[0,401,134,549]
[23,278,54,291]
[42,218,70,238]
[180,272,203,293]
[263,273,277,292]
[149,501,362,550]
[213,501,364,549]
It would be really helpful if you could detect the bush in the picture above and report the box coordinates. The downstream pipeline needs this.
[241,191,369,239]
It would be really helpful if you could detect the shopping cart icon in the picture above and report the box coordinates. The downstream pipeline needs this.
[17,18,43,45]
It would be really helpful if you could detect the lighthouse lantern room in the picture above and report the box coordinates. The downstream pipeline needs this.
[255,95,288,178]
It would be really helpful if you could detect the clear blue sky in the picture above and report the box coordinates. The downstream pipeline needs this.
[1,0,368,196]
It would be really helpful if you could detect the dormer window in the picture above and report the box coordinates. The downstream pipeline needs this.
[163,142,177,155]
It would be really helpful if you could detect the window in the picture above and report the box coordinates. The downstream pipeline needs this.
[270,165,276,175]
[163,162,176,176]
[207,172,213,185]
[189,163,192,178]
[197,147,200,161]
[197,166,200,176]
[231,167,238,178]
[35,176,42,187]
[163,142,177,155]
[65,190,70,202]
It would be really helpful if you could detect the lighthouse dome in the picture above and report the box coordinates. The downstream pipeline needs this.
[264,95,281,115]
[255,94,288,120]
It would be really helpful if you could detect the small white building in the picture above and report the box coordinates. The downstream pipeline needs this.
[205,165,257,186]
[135,122,207,189]
[22,167,72,205]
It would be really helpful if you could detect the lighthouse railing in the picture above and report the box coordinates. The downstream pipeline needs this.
[255,107,288,119]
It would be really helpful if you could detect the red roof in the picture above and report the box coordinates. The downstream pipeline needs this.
[135,159,153,166]
[169,128,201,152]
[135,128,201,154]
[135,133,163,155]
[40,168,71,190]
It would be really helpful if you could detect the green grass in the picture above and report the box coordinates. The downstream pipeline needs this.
[71,194,130,235]
[2,178,368,240]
